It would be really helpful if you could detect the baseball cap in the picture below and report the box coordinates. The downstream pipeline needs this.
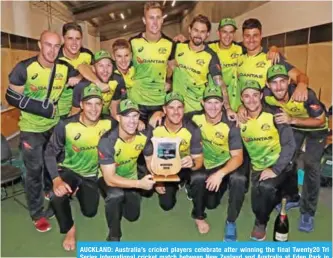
[240,80,261,94]
[164,92,185,105]
[117,99,140,116]
[203,87,223,101]
[94,50,112,63]
[267,64,289,82]
[81,84,102,101]
[218,18,238,30]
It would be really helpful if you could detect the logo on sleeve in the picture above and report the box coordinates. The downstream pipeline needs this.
[98,150,105,159]
[310,104,321,111]
[178,52,184,57]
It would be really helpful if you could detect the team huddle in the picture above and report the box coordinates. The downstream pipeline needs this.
[5,1,328,251]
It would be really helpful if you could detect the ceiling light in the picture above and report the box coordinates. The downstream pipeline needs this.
[163,0,166,5]
[163,14,168,19]
[120,13,125,20]
[171,0,176,7]
[92,18,99,24]
[123,24,127,29]
[109,12,115,20]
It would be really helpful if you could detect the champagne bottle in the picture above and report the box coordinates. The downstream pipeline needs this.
[273,198,289,241]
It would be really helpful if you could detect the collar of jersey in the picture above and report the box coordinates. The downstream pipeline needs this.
[140,32,164,43]
[58,45,82,60]
[187,42,207,53]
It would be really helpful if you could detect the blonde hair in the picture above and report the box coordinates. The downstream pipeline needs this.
[112,39,131,53]
[144,1,163,15]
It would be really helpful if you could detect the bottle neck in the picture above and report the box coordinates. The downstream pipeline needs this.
[280,198,287,216]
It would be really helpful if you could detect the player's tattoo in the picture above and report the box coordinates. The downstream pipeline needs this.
[213,75,230,109]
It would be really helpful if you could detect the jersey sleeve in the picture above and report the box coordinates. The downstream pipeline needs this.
[271,122,296,175]
[72,80,90,107]
[190,123,203,155]
[67,63,80,78]
[98,134,116,165]
[304,89,325,118]
[112,75,126,100]
[9,61,27,86]
[44,120,66,179]
[208,52,222,77]
[278,56,294,72]
[228,125,243,151]
[168,42,177,61]
[142,125,154,156]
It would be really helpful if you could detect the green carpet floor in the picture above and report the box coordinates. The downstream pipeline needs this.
[1,188,332,257]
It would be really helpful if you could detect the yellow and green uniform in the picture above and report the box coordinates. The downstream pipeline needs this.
[239,106,295,174]
[237,51,293,89]
[171,42,221,113]
[72,74,125,115]
[58,47,93,116]
[129,33,174,106]
[144,118,202,158]
[192,112,242,169]
[263,85,327,131]
[44,113,115,179]
[114,64,135,103]
[208,42,243,111]
[8,56,78,133]
[98,127,149,179]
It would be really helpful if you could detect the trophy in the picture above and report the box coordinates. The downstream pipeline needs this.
[150,137,182,182]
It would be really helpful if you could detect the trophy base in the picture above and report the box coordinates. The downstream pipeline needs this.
[153,174,180,182]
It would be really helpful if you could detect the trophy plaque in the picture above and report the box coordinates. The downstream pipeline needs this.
[150,137,182,182]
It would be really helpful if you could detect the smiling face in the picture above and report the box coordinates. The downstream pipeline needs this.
[189,21,210,47]
[38,32,61,64]
[218,25,236,47]
[94,58,113,83]
[114,48,132,72]
[243,28,262,52]
[80,97,103,123]
[63,29,82,56]
[119,111,140,135]
[203,98,223,120]
[163,100,184,126]
[268,77,290,101]
[143,7,163,35]
[241,88,263,113]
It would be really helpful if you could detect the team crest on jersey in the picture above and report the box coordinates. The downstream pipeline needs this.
[231,53,239,59]
[31,73,38,80]
[55,73,64,80]
[138,46,144,53]
[261,123,271,131]
[196,59,205,66]
[178,52,184,57]
[158,47,167,54]
[291,107,301,112]
[74,133,81,140]
[135,143,144,151]
[180,139,188,146]
[215,132,224,139]
[256,61,266,68]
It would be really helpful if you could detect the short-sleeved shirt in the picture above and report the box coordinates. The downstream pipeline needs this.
[98,127,149,179]
[129,33,174,106]
[208,42,243,111]
[8,56,78,132]
[237,51,294,88]
[263,84,327,131]
[114,65,135,103]
[72,73,125,115]
[239,106,282,171]
[57,46,93,116]
[192,112,242,169]
[171,42,222,113]
[45,113,115,178]
[144,117,202,158]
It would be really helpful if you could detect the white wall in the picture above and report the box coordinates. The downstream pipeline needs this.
[1,1,64,39]
[233,1,332,41]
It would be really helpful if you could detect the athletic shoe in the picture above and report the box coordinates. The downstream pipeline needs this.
[34,217,51,232]
[250,222,266,241]
[298,213,314,232]
[224,221,237,242]
[275,194,301,212]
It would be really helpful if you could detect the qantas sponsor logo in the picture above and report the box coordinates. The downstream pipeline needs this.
[239,73,263,79]
[72,145,97,152]
[178,64,201,75]
[242,136,273,142]
[136,56,165,64]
